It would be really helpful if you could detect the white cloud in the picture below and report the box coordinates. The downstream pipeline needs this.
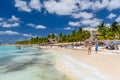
[0,30,20,35]
[2,22,20,28]
[12,23,20,27]
[80,18,102,27]
[107,0,120,11]
[69,21,80,27]
[29,0,42,12]
[115,15,120,22]
[64,27,74,30]
[0,23,2,26]
[8,15,20,22]
[44,0,106,16]
[36,25,46,29]
[107,13,117,19]
[78,0,91,10]
[14,0,120,15]
[0,18,3,21]
[44,0,79,15]
[27,23,35,27]
[90,0,109,11]
[72,12,94,19]
[15,0,42,12]
[77,0,107,11]
[23,34,33,37]
[43,0,120,17]
[77,0,120,11]
[0,30,35,38]
[2,22,11,28]
[15,0,31,12]
[0,15,20,28]
[27,23,47,29]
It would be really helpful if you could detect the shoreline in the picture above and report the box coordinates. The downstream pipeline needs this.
[41,46,120,80]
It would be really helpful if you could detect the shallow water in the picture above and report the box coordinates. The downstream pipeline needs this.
[58,54,113,80]
[0,46,69,80]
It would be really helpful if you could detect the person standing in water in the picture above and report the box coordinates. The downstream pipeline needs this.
[88,42,92,55]
[95,43,98,54]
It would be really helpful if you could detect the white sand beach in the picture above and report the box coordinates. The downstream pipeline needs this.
[41,46,120,80]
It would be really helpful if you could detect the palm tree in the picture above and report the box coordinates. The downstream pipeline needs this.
[76,27,83,41]
[58,32,63,42]
[97,22,108,40]
[110,21,120,39]
[71,30,76,42]
[82,30,91,41]
[118,25,120,39]
[47,33,56,39]
[51,34,56,39]
[97,22,106,33]
[59,32,63,38]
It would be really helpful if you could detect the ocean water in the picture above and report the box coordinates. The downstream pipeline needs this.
[0,46,69,80]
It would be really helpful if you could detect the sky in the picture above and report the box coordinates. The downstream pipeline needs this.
[0,0,120,43]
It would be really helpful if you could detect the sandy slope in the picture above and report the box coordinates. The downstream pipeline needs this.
[41,46,120,80]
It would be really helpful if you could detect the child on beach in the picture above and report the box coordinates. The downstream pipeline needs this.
[95,43,98,54]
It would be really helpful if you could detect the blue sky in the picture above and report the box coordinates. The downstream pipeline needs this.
[0,0,120,43]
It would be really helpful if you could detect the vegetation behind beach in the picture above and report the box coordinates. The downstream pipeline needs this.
[16,21,120,44]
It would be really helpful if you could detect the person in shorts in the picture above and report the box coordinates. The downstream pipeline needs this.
[95,43,98,54]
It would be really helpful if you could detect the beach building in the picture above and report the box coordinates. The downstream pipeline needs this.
[48,39,57,44]
[83,27,98,41]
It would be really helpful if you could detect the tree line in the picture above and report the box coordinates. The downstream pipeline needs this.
[97,21,120,40]
[16,21,120,44]
[16,27,90,44]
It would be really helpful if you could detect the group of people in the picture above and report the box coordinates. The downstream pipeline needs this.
[87,42,99,55]
[48,41,119,55]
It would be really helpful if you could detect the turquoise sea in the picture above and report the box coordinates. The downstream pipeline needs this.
[0,46,69,80]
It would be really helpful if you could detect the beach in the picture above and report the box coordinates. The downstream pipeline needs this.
[0,45,120,80]
[41,46,120,80]
[1,0,120,80]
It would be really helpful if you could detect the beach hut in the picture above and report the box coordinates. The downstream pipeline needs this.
[48,39,57,44]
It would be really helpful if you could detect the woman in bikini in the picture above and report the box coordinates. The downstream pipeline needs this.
[88,42,92,55]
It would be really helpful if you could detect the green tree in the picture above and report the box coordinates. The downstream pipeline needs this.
[110,21,120,39]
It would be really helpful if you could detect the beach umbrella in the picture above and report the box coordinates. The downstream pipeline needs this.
[104,41,109,45]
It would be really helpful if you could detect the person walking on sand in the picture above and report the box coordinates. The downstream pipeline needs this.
[88,42,92,55]
[95,43,98,54]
